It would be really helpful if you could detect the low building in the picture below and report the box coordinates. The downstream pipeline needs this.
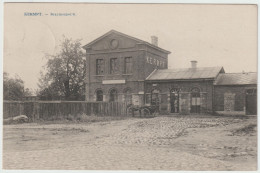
[213,72,257,115]
[145,61,225,114]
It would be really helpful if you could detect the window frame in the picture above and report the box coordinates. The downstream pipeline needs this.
[96,59,104,75]
[110,58,119,74]
[124,57,133,74]
[96,90,103,101]
[109,88,118,102]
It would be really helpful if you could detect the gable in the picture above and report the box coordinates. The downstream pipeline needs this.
[83,30,171,54]
[83,30,141,51]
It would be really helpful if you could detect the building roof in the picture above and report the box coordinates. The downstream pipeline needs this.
[214,72,257,85]
[146,67,225,81]
[82,30,171,54]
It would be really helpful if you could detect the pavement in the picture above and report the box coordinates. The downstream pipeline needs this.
[3,115,257,170]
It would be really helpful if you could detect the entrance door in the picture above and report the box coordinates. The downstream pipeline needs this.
[191,87,200,113]
[151,89,160,112]
[246,89,257,115]
[109,89,118,102]
[170,89,179,113]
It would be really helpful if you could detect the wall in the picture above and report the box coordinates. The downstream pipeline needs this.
[145,80,214,114]
[88,51,145,83]
[144,46,168,78]
[213,85,257,113]
[86,48,146,103]
[85,32,169,105]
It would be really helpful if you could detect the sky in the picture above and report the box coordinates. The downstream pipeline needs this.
[3,3,257,90]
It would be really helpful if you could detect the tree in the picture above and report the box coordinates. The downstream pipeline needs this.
[24,88,33,97]
[3,72,32,100]
[38,37,86,100]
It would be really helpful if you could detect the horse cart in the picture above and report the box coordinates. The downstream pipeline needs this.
[126,104,159,118]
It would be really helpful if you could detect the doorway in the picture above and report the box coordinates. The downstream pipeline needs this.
[246,88,257,115]
[170,88,179,113]
[191,87,200,113]
[151,89,160,112]
[109,89,118,102]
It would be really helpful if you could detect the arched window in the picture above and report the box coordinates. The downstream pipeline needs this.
[191,87,200,113]
[109,89,118,102]
[124,88,132,105]
[96,90,103,101]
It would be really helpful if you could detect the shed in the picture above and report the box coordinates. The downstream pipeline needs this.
[213,72,257,115]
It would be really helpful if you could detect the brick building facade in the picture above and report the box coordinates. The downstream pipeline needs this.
[213,73,257,115]
[145,66,225,114]
[83,30,170,105]
[83,30,257,115]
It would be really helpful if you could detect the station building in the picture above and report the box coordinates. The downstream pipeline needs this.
[83,30,257,115]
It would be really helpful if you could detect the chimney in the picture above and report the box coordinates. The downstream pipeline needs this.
[191,60,197,68]
[151,36,158,46]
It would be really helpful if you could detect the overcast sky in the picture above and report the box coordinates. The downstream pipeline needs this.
[4,3,257,90]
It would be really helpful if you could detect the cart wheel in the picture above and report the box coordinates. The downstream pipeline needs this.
[141,108,151,117]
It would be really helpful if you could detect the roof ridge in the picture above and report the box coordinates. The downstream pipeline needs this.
[162,66,223,70]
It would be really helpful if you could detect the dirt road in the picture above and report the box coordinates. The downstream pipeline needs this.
[3,115,257,170]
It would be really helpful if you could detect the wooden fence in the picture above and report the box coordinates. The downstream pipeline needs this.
[3,101,128,120]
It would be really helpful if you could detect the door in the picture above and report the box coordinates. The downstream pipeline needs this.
[191,88,200,113]
[170,89,179,113]
[246,89,257,115]
[109,89,118,102]
[151,89,160,112]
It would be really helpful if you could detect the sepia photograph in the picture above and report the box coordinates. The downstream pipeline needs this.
[2,2,258,171]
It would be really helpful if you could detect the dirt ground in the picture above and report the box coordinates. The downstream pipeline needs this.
[2,115,257,170]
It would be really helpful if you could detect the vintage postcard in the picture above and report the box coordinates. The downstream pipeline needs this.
[2,2,258,171]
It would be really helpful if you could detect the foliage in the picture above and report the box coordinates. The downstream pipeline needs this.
[3,72,32,100]
[38,37,86,100]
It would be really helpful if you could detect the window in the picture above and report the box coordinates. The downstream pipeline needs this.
[109,89,118,102]
[110,58,119,74]
[96,90,103,101]
[125,57,133,74]
[96,59,104,75]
